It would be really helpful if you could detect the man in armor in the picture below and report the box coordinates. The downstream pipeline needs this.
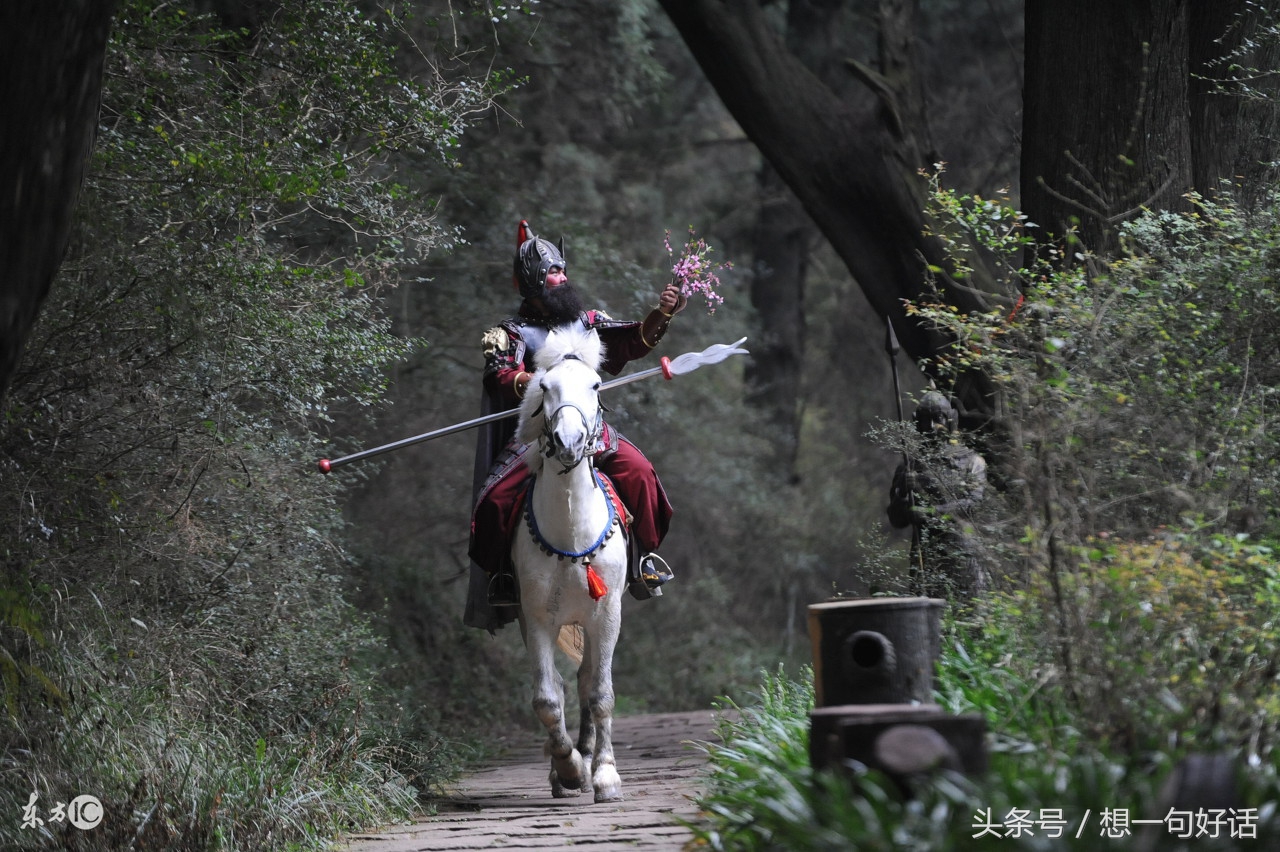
[465,220,685,631]
[887,391,988,598]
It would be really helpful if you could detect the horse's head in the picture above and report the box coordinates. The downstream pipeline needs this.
[517,324,606,473]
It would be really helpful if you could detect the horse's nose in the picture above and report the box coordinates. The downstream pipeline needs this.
[552,428,586,465]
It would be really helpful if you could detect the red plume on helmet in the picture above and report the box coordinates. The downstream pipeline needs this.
[512,219,567,300]
[513,219,531,291]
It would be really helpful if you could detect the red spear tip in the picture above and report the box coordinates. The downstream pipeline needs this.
[317,458,332,474]
[660,356,673,381]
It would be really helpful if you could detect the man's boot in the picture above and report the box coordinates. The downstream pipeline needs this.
[639,553,674,595]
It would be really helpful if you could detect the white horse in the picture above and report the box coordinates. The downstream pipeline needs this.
[513,324,629,802]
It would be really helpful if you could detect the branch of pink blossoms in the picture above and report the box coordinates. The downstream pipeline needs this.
[665,226,732,315]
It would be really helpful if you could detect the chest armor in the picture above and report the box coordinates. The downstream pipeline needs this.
[515,320,551,363]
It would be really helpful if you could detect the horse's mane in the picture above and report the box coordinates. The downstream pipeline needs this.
[516,324,605,459]
[533,323,604,373]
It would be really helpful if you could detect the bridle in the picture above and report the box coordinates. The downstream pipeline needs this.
[523,354,620,583]
[537,354,604,475]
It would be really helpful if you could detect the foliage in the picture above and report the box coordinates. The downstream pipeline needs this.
[987,533,1280,758]
[0,1,509,848]
[686,173,1280,847]
[692,654,1280,849]
[904,179,1280,756]
[915,180,1280,539]
[1198,0,1280,103]
[692,667,836,851]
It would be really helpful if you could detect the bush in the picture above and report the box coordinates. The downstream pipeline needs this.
[0,2,509,848]
[690,177,1280,848]
[907,176,1280,756]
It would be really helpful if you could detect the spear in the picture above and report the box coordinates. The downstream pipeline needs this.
[885,317,904,427]
[885,317,926,590]
[317,337,749,473]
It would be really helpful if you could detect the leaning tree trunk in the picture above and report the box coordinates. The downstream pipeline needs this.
[658,0,1000,420]
[0,1,116,404]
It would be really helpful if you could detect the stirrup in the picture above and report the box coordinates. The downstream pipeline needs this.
[487,572,519,609]
[639,553,674,594]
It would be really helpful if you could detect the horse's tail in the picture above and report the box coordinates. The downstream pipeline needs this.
[556,624,584,666]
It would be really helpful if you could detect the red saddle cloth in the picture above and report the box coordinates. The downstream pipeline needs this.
[597,471,632,533]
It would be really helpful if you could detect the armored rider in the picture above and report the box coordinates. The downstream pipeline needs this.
[887,391,988,598]
[465,220,685,631]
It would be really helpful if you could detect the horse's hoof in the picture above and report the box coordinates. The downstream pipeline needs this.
[550,770,583,798]
[549,750,589,798]
[592,764,622,803]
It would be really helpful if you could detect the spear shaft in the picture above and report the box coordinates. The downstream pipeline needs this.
[317,338,748,473]
[886,317,926,589]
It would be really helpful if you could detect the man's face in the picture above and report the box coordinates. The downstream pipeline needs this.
[916,409,951,438]
[539,269,584,323]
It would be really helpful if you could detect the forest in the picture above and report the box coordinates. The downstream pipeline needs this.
[3,0,1280,848]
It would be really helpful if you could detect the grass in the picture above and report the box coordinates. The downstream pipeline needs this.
[0,629,442,851]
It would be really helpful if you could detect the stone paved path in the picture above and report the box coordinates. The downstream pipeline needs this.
[339,710,725,851]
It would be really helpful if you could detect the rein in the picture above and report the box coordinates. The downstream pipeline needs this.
[541,403,603,473]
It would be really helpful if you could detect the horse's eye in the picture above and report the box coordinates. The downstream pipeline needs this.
[592,381,601,392]
[539,380,548,393]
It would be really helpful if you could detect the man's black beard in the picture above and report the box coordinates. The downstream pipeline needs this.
[541,281,585,324]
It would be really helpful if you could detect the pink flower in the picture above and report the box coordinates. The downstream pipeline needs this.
[665,226,731,315]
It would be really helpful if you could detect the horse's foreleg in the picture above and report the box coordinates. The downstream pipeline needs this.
[587,619,622,803]
[528,628,587,797]
[574,630,597,778]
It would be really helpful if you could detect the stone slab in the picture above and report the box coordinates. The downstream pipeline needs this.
[339,710,726,851]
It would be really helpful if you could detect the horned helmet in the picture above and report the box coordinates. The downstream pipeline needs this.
[512,219,566,301]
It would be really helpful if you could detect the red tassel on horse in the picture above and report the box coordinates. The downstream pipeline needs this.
[585,563,608,601]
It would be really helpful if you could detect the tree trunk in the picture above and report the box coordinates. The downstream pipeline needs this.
[745,0,849,475]
[658,0,998,418]
[1021,0,1196,254]
[747,166,809,477]
[1188,1,1280,205]
[0,1,116,403]
[662,0,1280,422]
